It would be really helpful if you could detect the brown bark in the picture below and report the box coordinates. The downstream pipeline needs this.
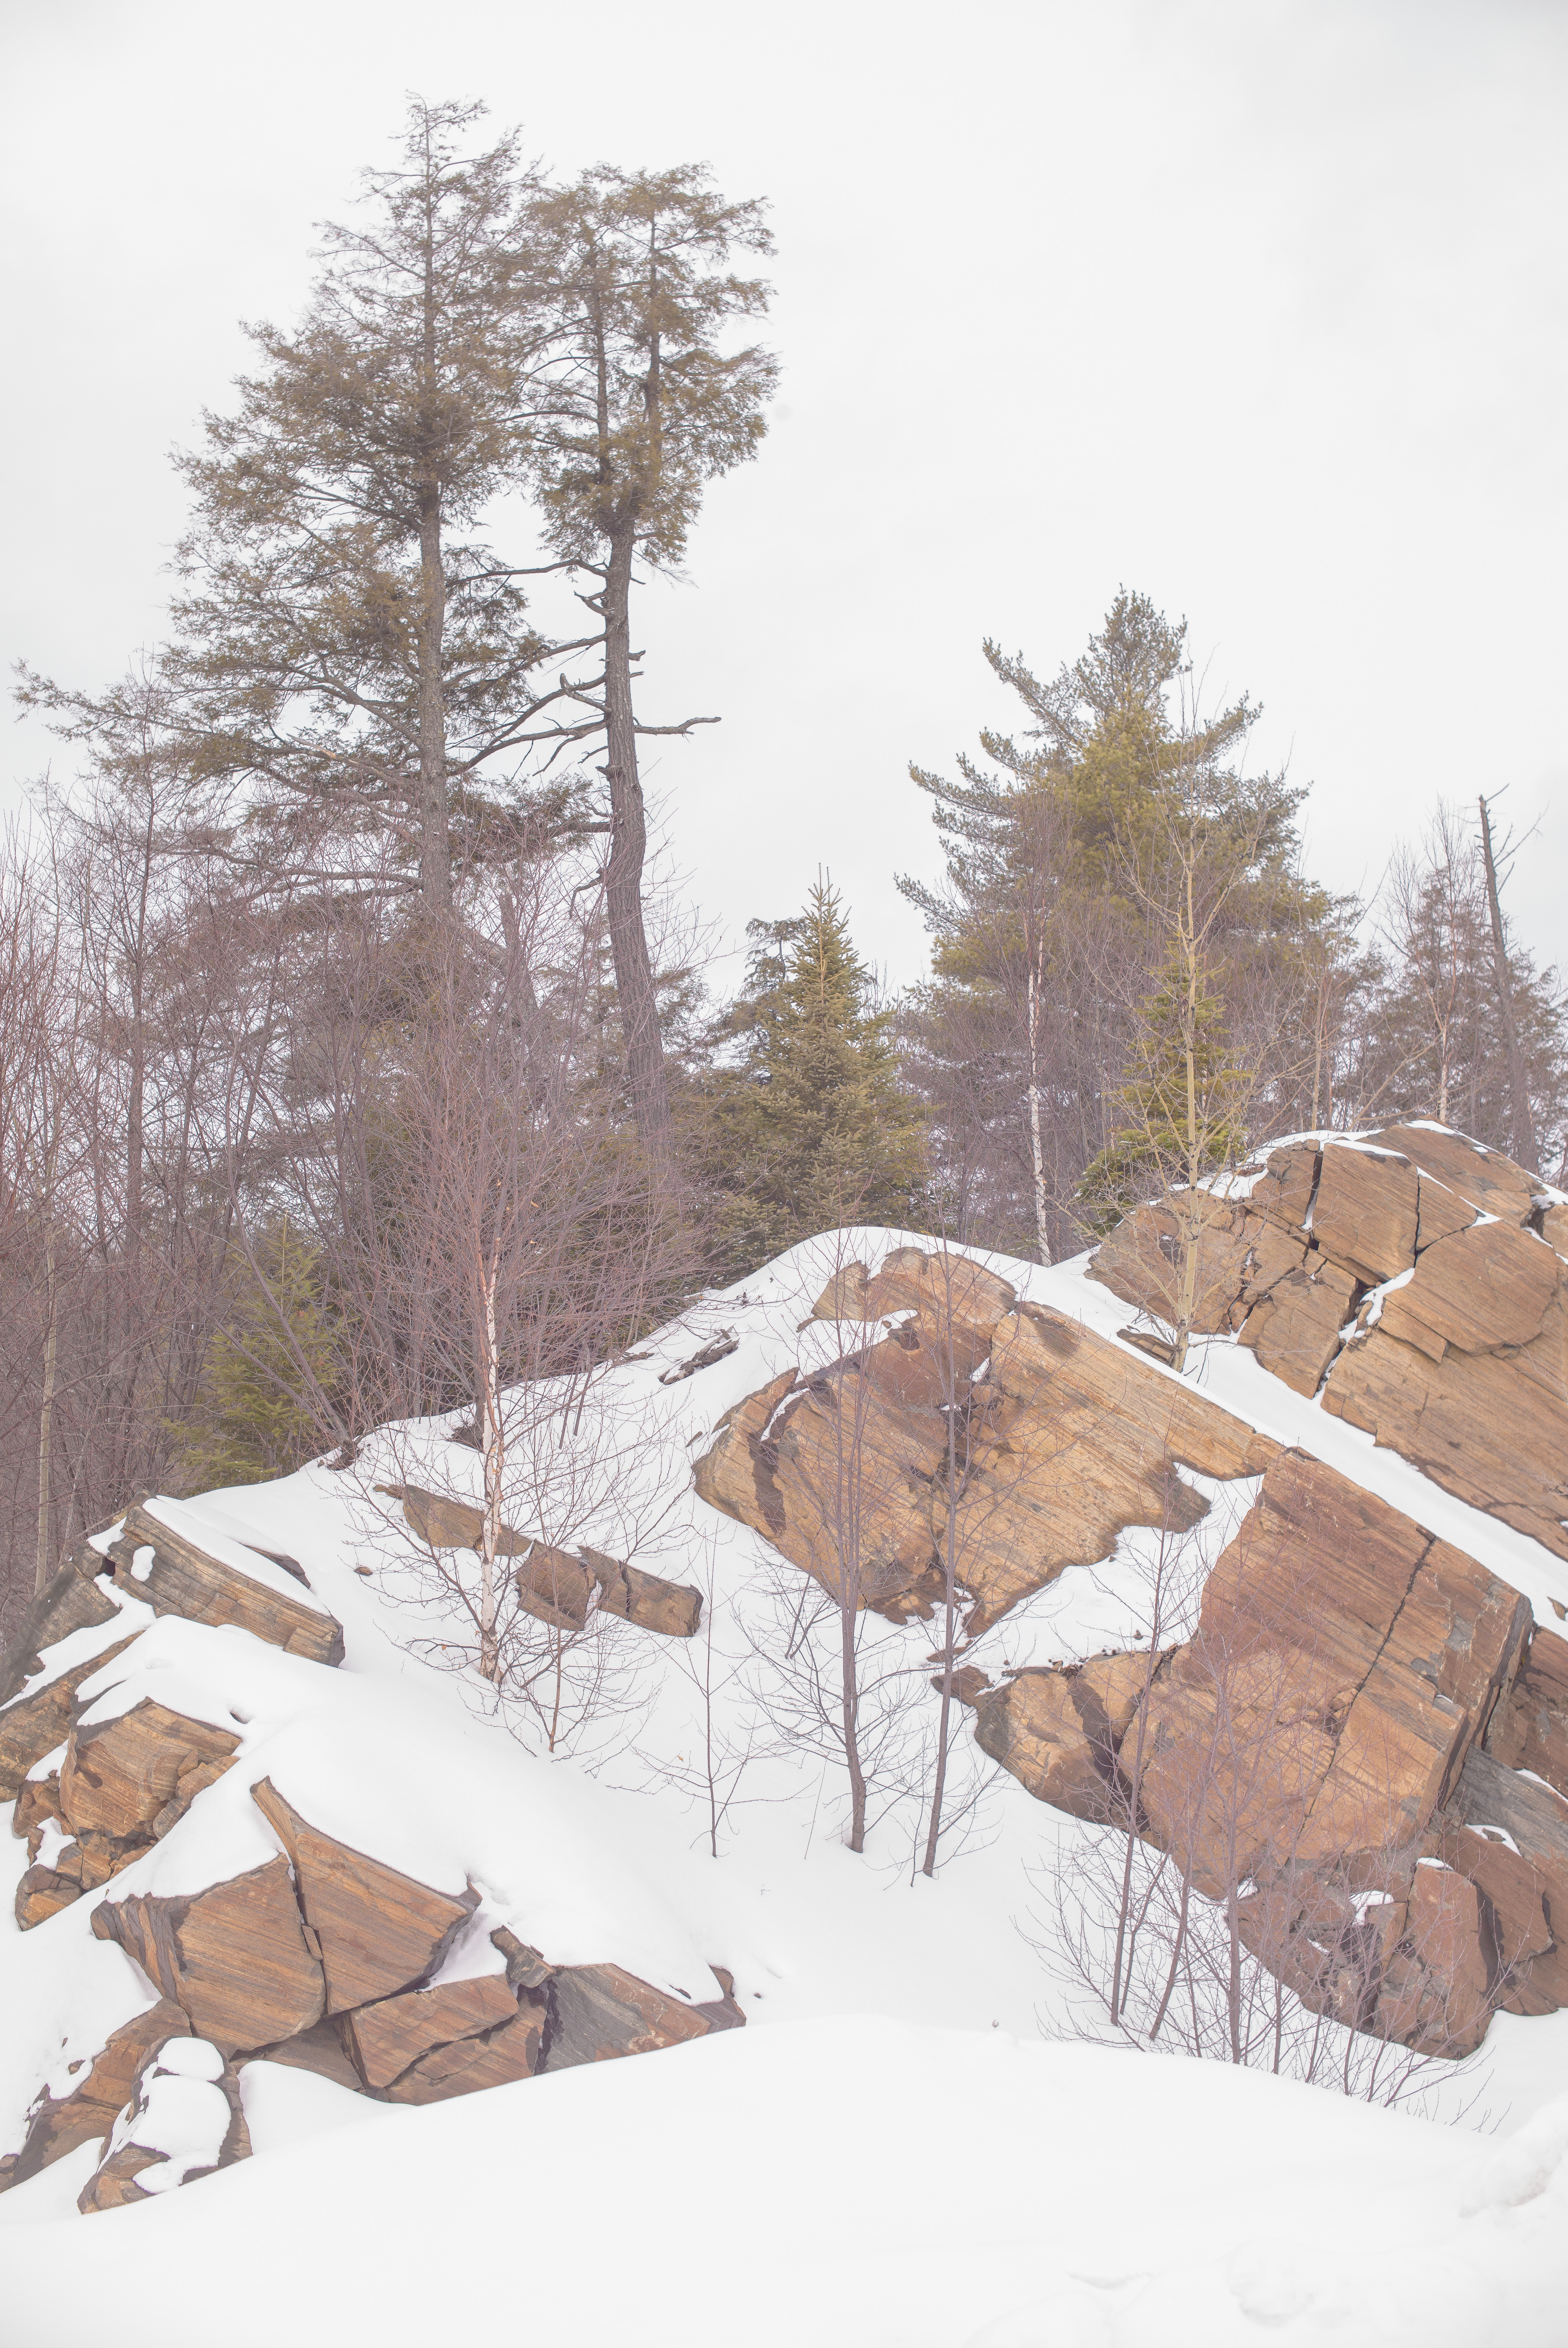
[601,528,669,1141]
[1478,795,1537,1175]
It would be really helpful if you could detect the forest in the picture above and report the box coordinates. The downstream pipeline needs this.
[2,97,1563,1649]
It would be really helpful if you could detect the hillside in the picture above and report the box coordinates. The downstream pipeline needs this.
[1,1122,1567,2345]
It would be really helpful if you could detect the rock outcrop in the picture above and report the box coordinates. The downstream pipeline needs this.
[379,1483,703,1638]
[77,2036,251,2212]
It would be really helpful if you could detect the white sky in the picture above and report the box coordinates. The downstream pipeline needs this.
[4,0,1565,996]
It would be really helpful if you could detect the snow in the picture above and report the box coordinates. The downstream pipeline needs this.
[1,2019,1565,2346]
[4,1210,1568,2341]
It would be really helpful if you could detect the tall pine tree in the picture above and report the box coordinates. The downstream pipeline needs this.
[705,882,927,1278]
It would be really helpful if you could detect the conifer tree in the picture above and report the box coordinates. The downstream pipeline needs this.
[706,881,927,1277]
[172,1228,342,1491]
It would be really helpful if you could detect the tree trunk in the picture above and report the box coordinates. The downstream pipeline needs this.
[1478,795,1537,1174]
[416,487,452,915]
[35,1222,58,1595]
[840,1597,867,1853]
[602,527,670,1141]
[1026,953,1052,1266]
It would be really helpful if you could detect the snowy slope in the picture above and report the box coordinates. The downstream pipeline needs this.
[2,1217,1568,2343]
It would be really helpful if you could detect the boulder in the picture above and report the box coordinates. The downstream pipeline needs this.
[1541,1203,1568,1260]
[117,1499,344,1666]
[807,1247,1017,1357]
[1238,1256,1358,1396]
[236,2015,366,2092]
[92,1854,326,2053]
[1372,1866,1495,2058]
[1366,1124,1537,1227]
[1375,1222,1560,1363]
[383,2005,543,2104]
[15,1864,84,1928]
[13,1767,64,1854]
[1484,1625,1568,1797]
[1309,1147,1419,1286]
[590,1554,702,1639]
[0,1630,144,1800]
[60,1697,240,1846]
[540,1962,717,2072]
[1322,1282,1568,1562]
[251,1777,477,2014]
[1249,1141,1321,1235]
[0,1999,193,2193]
[78,2036,250,2214]
[342,1974,522,2091]
[949,1305,1278,1633]
[1438,1744,1568,2012]
[1086,1191,1266,1337]
[0,1541,123,1708]
[971,1653,1154,1821]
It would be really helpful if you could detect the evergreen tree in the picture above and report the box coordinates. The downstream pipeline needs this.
[1077,947,1249,1233]
[172,1228,342,1492]
[704,882,928,1278]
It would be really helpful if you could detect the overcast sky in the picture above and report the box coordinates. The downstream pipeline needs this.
[5,0,1564,995]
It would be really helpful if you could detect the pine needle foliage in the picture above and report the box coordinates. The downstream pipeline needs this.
[705,881,928,1279]
[172,1227,342,1491]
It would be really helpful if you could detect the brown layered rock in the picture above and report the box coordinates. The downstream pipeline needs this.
[1238,1256,1358,1396]
[590,1552,702,1638]
[808,1247,1017,1355]
[1370,1866,1496,2058]
[92,1854,326,2053]
[696,1350,950,1616]
[0,1540,124,1709]
[0,1630,144,1800]
[15,1865,85,1928]
[1435,1744,1568,2013]
[252,1777,477,2014]
[971,1653,1155,1821]
[1249,1141,1321,1235]
[381,1483,702,1638]
[1309,1146,1420,1286]
[1323,1277,1568,1562]
[78,2036,251,2214]
[13,1767,65,1854]
[383,2004,543,2104]
[1541,1204,1568,1260]
[236,2016,365,2091]
[118,1501,344,1666]
[60,1698,240,1846]
[951,1306,1278,1633]
[342,1973,521,2090]
[1127,1452,1530,1894]
[1368,1124,1537,1227]
[0,1999,194,2193]
[1374,1222,1559,1364]
[1087,1190,1275,1338]
[1415,1176,1477,1252]
[541,1961,718,2072]
[1484,1625,1568,1796]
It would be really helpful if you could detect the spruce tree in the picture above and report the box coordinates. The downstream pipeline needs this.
[706,882,927,1277]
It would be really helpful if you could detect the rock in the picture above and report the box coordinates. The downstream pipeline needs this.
[1441,1744,1568,2011]
[381,1482,702,1639]
[92,1854,326,2053]
[1238,1256,1357,1396]
[383,2005,543,2104]
[691,1965,747,2035]
[13,1768,65,1854]
[78,2036,250,2213]
[14,1864,84,1928]
[1309,1147,1419,1286]
[251,1776,478,2014]
[236,2015,366,2092]
[514,1543,599,1632]
[0,1541,123,1708]
[490,1925,555,1990]
[1375,1222,1560,1362]
[658,1331,739,1384]
[971,1653,1155,1821]
[1484,1625,1568,1797]
[343,1974,521,2090]
[1541,1203,1568,1260]
[0,1631,144,1800]
[1372,1866,1495,2057]
[0,1999,194,2193]
[808,1247,1017,1353]
[949,1305,1278,1633]
[60,1697,240,1846]
[1366,1124,1537,1226]
[1322,1282,1568,1563]
[540,1961,716,2072]
[1415,1175,1477,1252]
[1125,1452,1530,1895]
[1250,1141,1322,1234]
[1086,1191,1265,1337]
[118,1499,344,1666]
[589,1553,702,1639]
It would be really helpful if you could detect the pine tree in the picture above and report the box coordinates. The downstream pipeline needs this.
[1078,946,1249,1233]
[705,882,928,1277]
[172,1229,342,1492]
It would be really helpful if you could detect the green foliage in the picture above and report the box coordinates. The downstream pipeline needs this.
[1077,948,1250,1233]
[704,881,929,1278]
[172,1228,341,1492]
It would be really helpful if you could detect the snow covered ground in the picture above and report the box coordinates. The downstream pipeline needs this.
[2,1219,1567,2343]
